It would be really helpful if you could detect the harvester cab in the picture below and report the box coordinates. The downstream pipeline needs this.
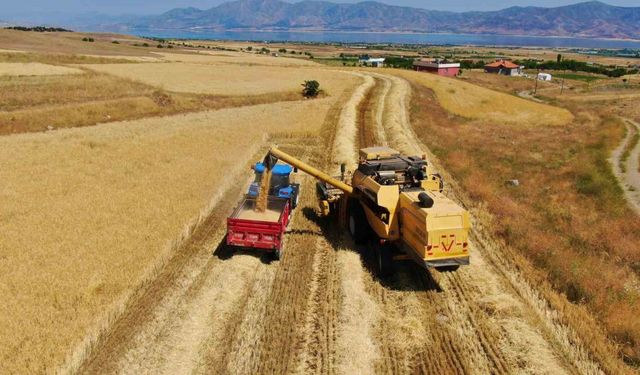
[249,162,300,209]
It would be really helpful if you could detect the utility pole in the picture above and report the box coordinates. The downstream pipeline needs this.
[534,68,540,95]
[560,69,566,95]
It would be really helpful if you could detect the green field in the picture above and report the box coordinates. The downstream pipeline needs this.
[554,72,604,82]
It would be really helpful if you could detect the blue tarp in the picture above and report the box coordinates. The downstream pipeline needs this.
[254,162,293,175]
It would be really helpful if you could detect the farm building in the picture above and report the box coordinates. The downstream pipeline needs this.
[484,60,523,76]
[412,60,460,77]
[358,56,385,67]
[537,73,552,81]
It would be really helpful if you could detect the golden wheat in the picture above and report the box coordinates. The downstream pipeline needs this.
[0,97,338,374]
[81,62,356,96]
[0,62,83,76]
[391,69,574,126]
[158,51,317,67]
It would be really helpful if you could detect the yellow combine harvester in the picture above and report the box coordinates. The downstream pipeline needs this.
[264,146,471,276]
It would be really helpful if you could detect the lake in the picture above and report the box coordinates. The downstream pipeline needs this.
[129,29,640,49]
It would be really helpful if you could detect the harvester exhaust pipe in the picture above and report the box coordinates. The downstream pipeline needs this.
[418,192,434,208]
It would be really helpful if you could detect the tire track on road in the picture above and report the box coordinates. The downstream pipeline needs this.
[610,118,640,215]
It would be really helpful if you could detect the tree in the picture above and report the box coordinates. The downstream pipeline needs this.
[557,53,562,63]
[246,46,253,51]
[302,80,320,98]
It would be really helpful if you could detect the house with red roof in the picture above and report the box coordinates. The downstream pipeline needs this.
[484,60,523,76]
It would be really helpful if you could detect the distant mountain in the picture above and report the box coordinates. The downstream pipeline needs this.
[124,0,640,39]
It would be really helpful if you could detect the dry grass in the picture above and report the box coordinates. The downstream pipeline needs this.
[0,98,338,374]
[461,70,554,94]
[82,62,355,96]
[407,81,640,368]
[392,69,574,126]
[0,62,83,76]
[0,73,149,111]
[0,51,143,65]
[0,29,158,57]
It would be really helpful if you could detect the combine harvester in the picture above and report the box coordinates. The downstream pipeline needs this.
[227,146,471,275]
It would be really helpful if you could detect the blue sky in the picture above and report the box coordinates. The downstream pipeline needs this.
[2,0,638,15]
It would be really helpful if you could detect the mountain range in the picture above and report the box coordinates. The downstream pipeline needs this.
[7,1,640,39]
[121,0,640,39]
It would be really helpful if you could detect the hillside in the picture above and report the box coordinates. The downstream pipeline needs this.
[124,0,640,39]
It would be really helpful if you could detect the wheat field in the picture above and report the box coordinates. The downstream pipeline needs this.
[82,62,352,95]
[391,69,574,126]
[0,62,83,76]
[2,30,633,375]
[158,51,317,66]
[0,93,355,373]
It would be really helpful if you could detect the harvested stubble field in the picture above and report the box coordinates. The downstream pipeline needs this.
[82,62,352,96]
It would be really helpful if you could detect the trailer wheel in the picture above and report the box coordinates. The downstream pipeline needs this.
[292,190,299,209]
[348,201,369,244]
[273,249,282,261]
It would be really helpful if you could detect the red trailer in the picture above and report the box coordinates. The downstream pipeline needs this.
[226,196,291,260]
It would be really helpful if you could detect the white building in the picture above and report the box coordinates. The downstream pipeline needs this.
[359,56,385,68]
[537,73,552,81]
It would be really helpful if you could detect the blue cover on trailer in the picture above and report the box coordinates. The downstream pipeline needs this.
[254,162,293,175]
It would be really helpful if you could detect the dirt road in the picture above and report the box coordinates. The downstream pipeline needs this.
[74,71,622,375]
[610,118,640,215]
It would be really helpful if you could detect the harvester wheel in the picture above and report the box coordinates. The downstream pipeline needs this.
[348,201,369,244]
[436,265,459,272]
[375,242,394,277]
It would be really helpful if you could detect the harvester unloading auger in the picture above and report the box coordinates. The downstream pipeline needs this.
[227,145,471,275]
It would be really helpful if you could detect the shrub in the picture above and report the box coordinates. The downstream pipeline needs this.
[302,80,320,98]
[112,40,119,44]
[150,90,173,107]
[157,44,164,48]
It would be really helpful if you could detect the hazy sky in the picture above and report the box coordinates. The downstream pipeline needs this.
[2,0,638,15]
